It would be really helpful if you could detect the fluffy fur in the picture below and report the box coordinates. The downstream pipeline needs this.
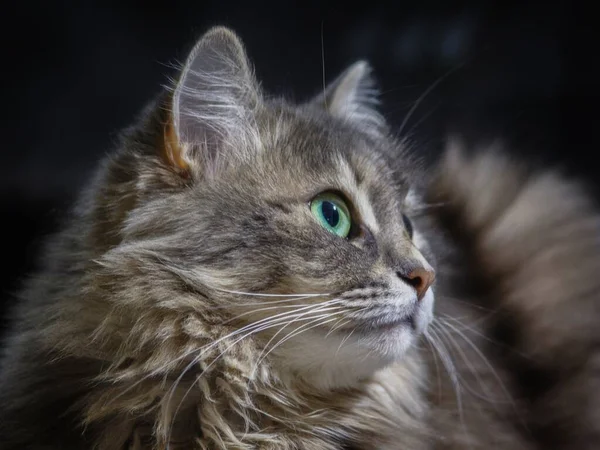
[1,26,600,450]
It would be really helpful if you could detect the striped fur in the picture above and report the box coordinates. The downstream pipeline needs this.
[1,27,599,450]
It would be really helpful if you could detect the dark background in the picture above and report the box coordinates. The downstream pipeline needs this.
[1,1,597,327]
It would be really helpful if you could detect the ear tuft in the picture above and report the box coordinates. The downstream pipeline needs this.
[310,60,386,134]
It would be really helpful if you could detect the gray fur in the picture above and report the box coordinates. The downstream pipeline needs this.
[1,26,600,450]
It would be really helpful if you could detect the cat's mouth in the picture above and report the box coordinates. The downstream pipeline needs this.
[343,313,416,334]
[352,314,416,333]
[333,300,419,335]
[330,288,435,337]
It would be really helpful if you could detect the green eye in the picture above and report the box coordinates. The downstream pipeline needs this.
[310,193,352,238]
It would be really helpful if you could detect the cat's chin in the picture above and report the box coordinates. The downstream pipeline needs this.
[274,290,434,391]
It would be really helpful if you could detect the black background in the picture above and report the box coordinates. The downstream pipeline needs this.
[1,1,597,328]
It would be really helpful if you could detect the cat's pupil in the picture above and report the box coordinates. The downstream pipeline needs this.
[321,202,340,228]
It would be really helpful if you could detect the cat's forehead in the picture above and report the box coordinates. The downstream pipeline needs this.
[256,103,408,197]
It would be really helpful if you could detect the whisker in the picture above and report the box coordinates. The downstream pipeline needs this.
[336,327,356,356]
[433,320,504,405]
[437,296,499,313]
[422,334,443,402]
[251,305,344,375]
[164,305,342,445]
[437,318,522,416]
[325,318,350,338]
[403,102,440,140]
[397,62,464,138]
[256,315,340,371]
[425,326,470,445]
[223,298,342,325]
[169,306,342,395]
[211,287,331,298]
[97,344,205,406]
[427,324,460,389]
[108,304,338,407]
[197,296,336,309]
[321,20,327,110]
[440,313,529,358]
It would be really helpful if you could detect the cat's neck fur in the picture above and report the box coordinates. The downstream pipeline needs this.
[77,278,426,449]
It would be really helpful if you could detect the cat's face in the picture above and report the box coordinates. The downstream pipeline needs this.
[118,27,435,389]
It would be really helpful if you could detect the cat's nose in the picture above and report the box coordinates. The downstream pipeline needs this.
[397,265,435,301]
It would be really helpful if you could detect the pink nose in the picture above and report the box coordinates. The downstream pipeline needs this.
[398,266,435,300]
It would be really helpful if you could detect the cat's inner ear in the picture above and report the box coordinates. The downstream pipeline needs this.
[165,26,261,173]
[310,61,386,133]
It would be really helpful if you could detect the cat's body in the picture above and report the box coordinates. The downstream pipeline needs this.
[2,27,600,449]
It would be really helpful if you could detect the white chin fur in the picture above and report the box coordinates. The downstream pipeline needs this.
[275,289,435,391]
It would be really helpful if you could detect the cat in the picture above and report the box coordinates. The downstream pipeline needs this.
[1,26,600,450]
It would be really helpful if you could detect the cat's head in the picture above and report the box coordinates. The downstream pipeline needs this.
[96,27,436,389]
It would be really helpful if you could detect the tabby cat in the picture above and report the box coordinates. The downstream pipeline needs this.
[1,26,599,450]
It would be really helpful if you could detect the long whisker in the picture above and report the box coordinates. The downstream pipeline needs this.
[211,287,331,298]
[437,296,498,313]
[425,327,468,440]
[197,295,337,309]
[433,319,531,437]
[167,304,343,402]
[182,314,338,447]
[108,302,339,406]
[427,324,460,388]
[432,321,503,405]
[223,298,341,325]
[397,62,464,137]
[321,20,328,109]
[164,316,299,447]
[422,334,443,402]
[228,296,329,306]
[336,327,356,356]
[437,318,520,413]
[331,306,371,356]
[439,314,531,360]
[251,304,344,375]
[256,315,340,372]
[164,305,342,446]
[403,102,440,139]
[325,318,350,338]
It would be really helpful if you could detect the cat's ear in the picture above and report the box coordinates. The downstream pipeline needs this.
[309,61,386,134]
[164,26,260,174]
